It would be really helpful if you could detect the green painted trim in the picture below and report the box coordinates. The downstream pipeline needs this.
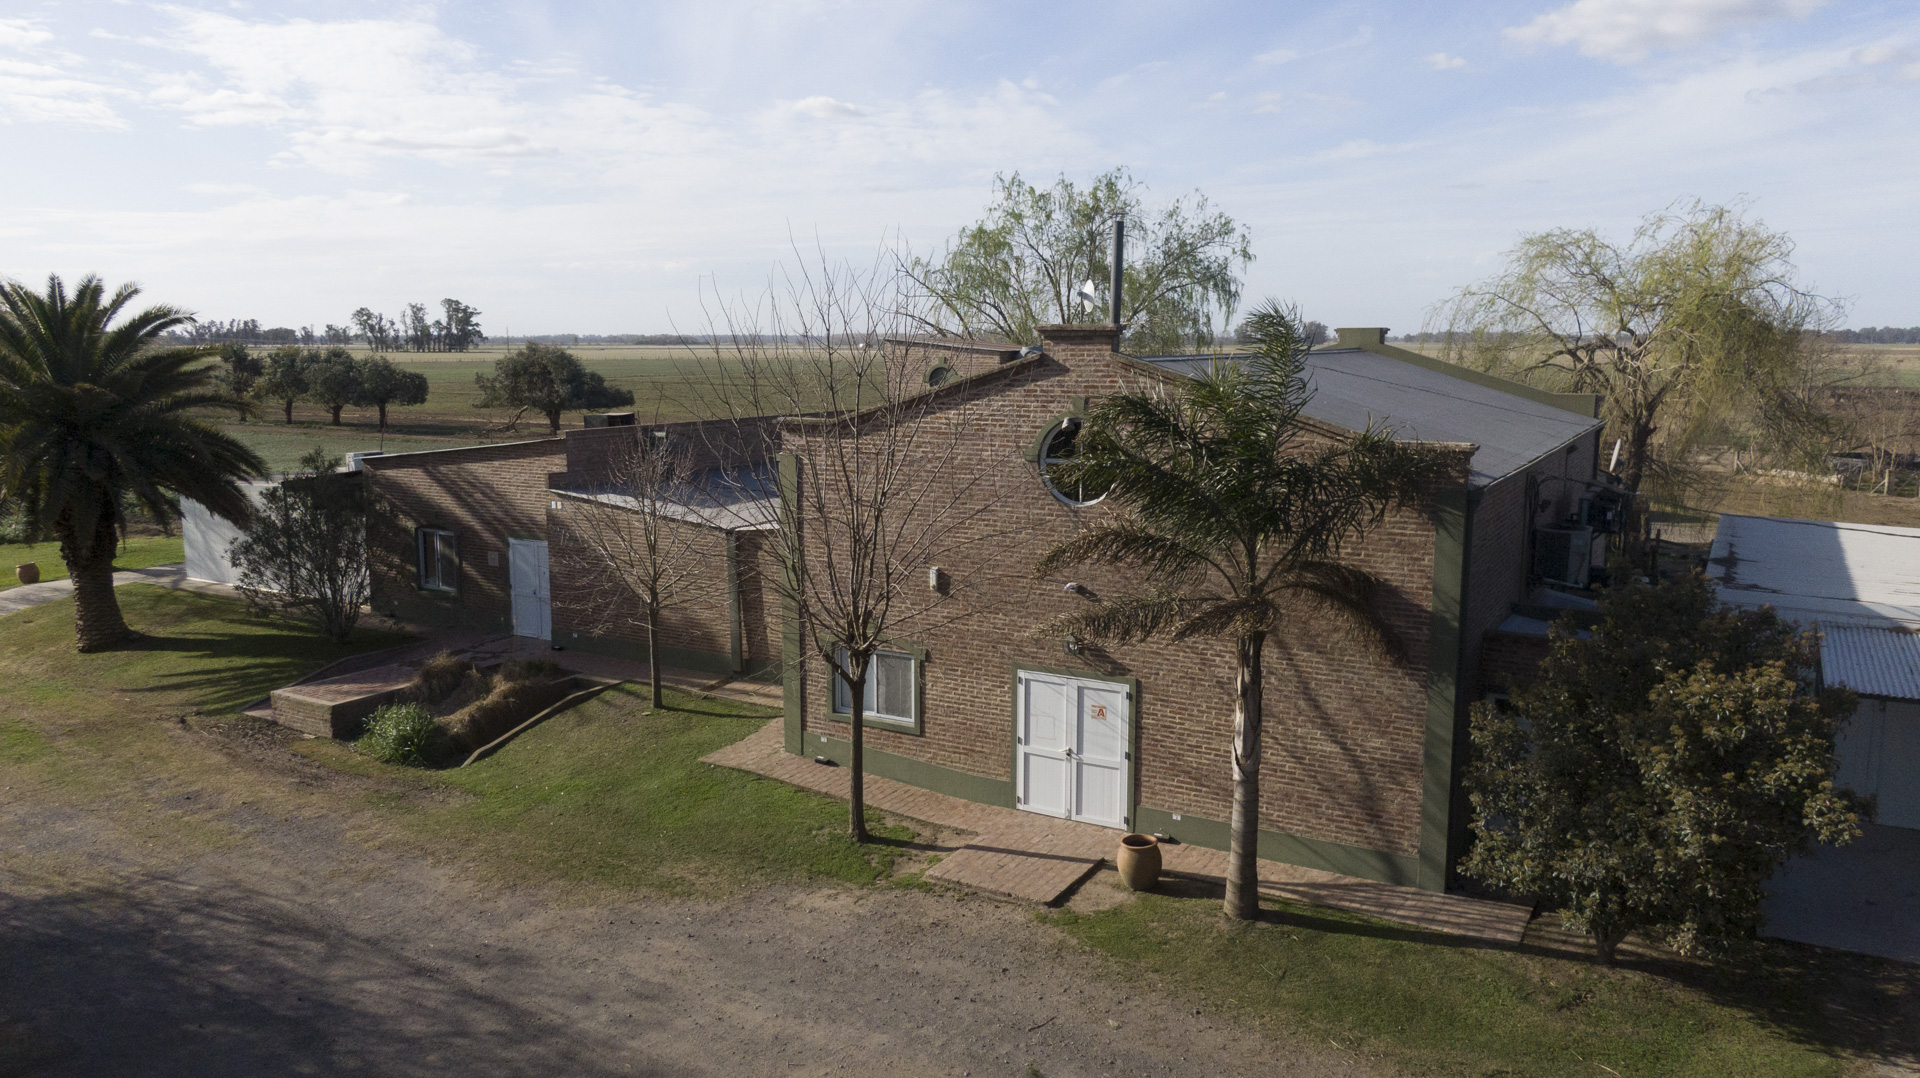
[779,452,804,755]
[808,735,1015,809]
[1351,336,1602,419]
[1132,806,1422,887]
[725,531,744,674]
[1417,478,1472,892]
[824,639,927,736]
[1022,406,1090,464]
[1007,664,1141,827]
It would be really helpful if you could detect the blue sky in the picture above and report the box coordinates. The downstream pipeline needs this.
[2,0,1916,334]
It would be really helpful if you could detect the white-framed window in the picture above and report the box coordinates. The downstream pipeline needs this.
[417,527,458,592]
[1039,417,1107,507]
[833,647,916,727]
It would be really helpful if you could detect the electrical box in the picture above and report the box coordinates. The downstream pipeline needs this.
[1533,526,1594,588]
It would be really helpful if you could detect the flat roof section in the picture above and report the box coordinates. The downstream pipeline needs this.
[1139,349,1603,488]
[1708,514,1920,627]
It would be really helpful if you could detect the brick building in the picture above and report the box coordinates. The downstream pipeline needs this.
[359,324,1609,891]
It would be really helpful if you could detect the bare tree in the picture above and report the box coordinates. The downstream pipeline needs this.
[687,252,1019,842]
[549,427,732,708]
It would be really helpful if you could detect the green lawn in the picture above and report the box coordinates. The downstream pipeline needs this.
[1050,892,1912,1078]
[318,683,914,895]
[0,584,911,897]
[0,534,186,591]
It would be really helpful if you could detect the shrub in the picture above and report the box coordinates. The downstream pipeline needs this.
[357,702,440,767]
[407,651,476,704]
[443,670,571,753]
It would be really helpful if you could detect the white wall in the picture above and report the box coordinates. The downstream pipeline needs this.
[182,482,274,585]
[1837,696,1920,830]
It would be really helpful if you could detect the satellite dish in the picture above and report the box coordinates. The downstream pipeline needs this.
[1074,279,1101,313]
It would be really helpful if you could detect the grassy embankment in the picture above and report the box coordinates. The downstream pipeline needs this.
[0,534,186,592]
[1,585,1910,1076]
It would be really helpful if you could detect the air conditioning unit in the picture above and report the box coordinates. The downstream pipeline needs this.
[1533,526,1594,588]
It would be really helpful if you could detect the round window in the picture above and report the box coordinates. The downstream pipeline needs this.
[927,364,956,387]
[1040,417,1108,506]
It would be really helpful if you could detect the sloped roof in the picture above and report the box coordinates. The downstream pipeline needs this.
[1137,349,1603,488]
[1819,623,1920,701]
[552,463,779,532]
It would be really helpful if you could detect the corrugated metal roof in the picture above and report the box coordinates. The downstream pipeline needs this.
[1820,623,1920,701]
[1138,349,1602,488]
[1708,514,1920,626]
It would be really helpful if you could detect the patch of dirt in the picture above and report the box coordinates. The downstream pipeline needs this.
[0,727,1387,1078]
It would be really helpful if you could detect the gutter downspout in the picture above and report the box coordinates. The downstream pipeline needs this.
[726,529,744,675]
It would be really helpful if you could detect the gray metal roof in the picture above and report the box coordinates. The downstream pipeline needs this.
[1138,349,1602,488]
[552,463,780,532]
[1708,514,1920,626]
[1820,623,1920,701]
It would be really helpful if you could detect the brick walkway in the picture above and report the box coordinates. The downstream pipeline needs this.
[705,719,1534,944]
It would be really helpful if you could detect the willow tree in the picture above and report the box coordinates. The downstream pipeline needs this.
[1435,200,1840,497]
[904,168,1253,354]
[0,274,267,651]
[1034,300,1456,920]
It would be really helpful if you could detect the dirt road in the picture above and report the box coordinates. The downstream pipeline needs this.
[1,783,1380,1077]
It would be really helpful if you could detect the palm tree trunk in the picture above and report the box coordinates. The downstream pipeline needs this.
[62,509,131,653]
[1225,631,1267,920]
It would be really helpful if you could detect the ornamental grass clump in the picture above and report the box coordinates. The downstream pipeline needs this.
[357,702,440,767]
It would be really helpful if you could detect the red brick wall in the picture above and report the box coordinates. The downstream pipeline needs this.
[785,325,1470,858]
[362,439,567,628]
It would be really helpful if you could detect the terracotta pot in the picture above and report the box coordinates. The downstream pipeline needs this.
[1116,833,1161,892]
[15,563,39,586]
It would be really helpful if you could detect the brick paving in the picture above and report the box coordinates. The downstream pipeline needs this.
[705,719,1534,943]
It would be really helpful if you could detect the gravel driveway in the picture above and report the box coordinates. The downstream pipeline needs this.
[1,770,1382,1078]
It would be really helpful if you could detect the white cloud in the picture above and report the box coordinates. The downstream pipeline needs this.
[1857,42,1920,80]
[1425,52,1468,70]
[1506,0,1827,63]
[786,95,863,119]
[0,18,125,126]
[1255,47,1298,65]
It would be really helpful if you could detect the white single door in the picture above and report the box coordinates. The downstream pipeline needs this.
[1015,670,1131,829]
[508,539,551,641]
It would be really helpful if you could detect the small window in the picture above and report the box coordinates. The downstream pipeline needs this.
[927,365,956,387]
[1040,417,1107,506]
[833,647,916,727]
[417,528,458,592]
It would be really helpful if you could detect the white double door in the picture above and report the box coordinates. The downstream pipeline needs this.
[1015,670,1131,830]
[508,538,551,641]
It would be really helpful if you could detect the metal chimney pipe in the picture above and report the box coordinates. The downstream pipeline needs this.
[1109,217,1125,330]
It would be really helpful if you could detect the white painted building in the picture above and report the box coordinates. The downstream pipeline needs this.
[1709,514,1920,828]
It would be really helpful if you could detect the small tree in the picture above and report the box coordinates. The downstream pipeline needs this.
[230,447,370,644]
[214,341,263,403]
[253,345,312,424]
[550,430,720,708]
[1032,300,1456,919]
[305,346,362,426]
[354,355,429,433]
[904,168,1253,354]
[1463,573,1863,964]
[1434,200,1841,499]
[474,343,635,434]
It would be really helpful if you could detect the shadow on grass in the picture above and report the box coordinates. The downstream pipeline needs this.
[1133,871,1916,1068]
[115,626,406,714]
[0,869,653,1077]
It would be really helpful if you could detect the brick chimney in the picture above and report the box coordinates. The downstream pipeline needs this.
[1038,323,1121,364]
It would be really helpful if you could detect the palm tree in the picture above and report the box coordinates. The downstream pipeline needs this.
[0,274,269,651]
[1034,300,1457,920]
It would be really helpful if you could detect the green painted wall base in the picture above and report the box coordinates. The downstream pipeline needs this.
[805,733,1015,809]
[555,628,781,684]
[1132,806,1423,890]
